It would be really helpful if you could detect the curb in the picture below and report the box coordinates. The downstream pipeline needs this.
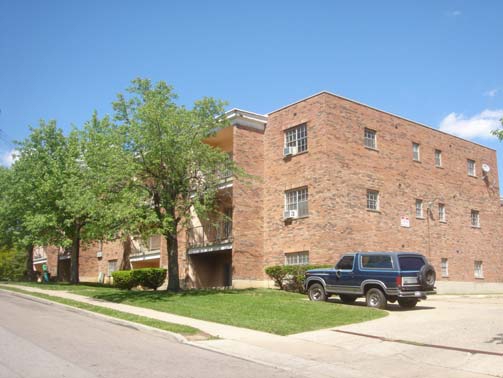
[0,287,188,344]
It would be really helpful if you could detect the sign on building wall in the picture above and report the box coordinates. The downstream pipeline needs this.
[400,216,410,228]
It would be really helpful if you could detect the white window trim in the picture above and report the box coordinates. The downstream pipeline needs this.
[366,190,379,211]
[474,260,484,279]
[413,143,421,161]
[284,123,308,155]
[471,210,480,228]
[285,251,309,266]
[467,159,476,177]
[284,187,309,218]
[435,150,442,167]
[438,204,446,222]
[416,199,424,219]
[441,258,448,277]
[364,128,377,150]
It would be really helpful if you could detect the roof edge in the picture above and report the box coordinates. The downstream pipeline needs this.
[268,91,496,152]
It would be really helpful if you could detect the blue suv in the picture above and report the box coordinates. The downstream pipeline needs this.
[304,252,436,309]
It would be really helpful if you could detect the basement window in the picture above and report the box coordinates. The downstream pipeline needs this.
[285,251,309,265]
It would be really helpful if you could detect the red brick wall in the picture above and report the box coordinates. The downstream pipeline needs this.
[232,124,265,281]
[263,93,503,282]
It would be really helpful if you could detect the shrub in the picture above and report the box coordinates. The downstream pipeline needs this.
[0,249,25,281]
[112,270,138,290]
[265,264,332,293]
[133,268,167,291]
[265,266,288,290]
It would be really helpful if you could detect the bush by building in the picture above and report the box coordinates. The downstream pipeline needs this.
[265,264,332,293]
[112,268,167,290]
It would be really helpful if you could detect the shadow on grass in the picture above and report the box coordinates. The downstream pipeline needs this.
[91,287,259,304]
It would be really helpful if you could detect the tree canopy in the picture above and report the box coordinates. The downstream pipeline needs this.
[0,78,236,290]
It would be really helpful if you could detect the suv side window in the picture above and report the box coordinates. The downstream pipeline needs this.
[361,254,393,269]
[336,255,354,270]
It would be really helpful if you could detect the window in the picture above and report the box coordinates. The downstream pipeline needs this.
[438,204,446,222]
[364,128,377,149]
[97,240,103,252]
[416,199,424,218]
[366,190,379,211]
[336,255,354,270]
[471,210,480,227]
[467,159,476,176]
[285,251,309,265]
[441,258,448,277]
[474,260,483,279]
[361,254,393,269]
[285,187,308,217]
[398,256,425,271]
[108,260,117,276]
[412,143,420,161]
[285,123,307,154]
[435,150,442,167]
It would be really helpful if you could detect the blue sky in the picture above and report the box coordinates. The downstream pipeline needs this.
[1,1,502,189]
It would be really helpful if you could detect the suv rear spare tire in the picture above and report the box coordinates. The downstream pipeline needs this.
[366,288,387,309]
[308,283,327,301]
[417,264,436,290]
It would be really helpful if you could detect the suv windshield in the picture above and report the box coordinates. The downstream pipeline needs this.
[398,256,425,271]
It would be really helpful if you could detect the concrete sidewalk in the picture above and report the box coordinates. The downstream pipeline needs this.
[2,284,502,378]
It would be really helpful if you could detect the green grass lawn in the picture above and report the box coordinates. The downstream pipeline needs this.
[11,282,387,335]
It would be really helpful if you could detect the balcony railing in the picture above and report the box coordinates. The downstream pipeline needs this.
[130,236,161,258]
[187,221,233,249]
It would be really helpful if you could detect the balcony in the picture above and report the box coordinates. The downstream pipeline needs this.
[59,247,71,260]
[187,220,233,254]
[33,247,47,264]
[130,235,161,262]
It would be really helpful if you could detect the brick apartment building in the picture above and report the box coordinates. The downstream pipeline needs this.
[34,92,503,289]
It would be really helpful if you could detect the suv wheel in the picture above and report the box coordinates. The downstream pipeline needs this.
[366,288,387,309]
[339,294,357,304]
[397,298,418,309]
[308,283,327,301]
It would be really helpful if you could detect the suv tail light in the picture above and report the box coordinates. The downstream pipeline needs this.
[396,276,402,287]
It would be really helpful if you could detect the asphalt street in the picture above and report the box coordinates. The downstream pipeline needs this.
[0,291,302,378]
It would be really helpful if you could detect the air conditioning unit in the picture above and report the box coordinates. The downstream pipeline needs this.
[96,251,103,258]
[283,209,298,220]
[283,146,298,157]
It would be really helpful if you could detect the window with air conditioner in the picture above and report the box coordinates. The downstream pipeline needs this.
[284,187,308,218]
[284,123,307,156]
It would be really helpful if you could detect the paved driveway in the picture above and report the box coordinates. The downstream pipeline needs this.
[338,295,503,352]
[291,295,503,377]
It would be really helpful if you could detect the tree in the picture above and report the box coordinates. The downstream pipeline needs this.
[113,78,235,291]
[13,116,144,283]
[492,117,503,140]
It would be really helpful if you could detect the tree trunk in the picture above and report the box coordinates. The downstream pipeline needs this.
[166,231,180,292]
[24,244,36,282]
[70,223,81,284]
[119,235,132,270]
